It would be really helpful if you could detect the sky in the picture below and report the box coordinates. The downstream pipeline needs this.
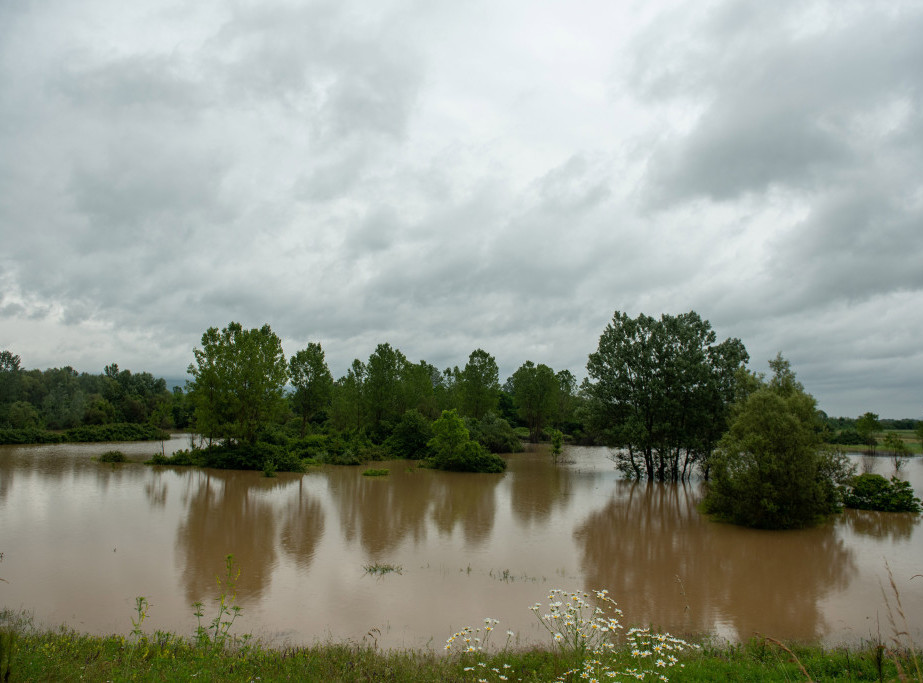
[1,0,922,418]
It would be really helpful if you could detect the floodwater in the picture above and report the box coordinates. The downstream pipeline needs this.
[1,438,921,650]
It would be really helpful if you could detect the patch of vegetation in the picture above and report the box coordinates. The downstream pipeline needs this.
[426,409,506,473]
[844,473,922,513]
[362,468,390,477]
[363,562,402,575]
[703,356,854,529]
[97,450,128,463]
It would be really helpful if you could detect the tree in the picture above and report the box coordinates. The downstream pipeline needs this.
[916,421,923,452]
[510,361,558,441]
[460,349,500,420]
[702,356,854,529]
[584,311,748,481]
[363,343,406,432]
[550,428,564,465]
[187,322,289,445]
[855,412,881,454]
[882,432,910,471]
[426,409,506,473]
[289,343,333,437]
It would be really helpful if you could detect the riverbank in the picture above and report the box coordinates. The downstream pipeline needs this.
[1,618,919,682]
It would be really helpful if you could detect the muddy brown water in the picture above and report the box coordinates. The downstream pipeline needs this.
[1,437,921,650]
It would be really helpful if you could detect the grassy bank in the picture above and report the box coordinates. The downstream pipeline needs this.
[1,612,920,682]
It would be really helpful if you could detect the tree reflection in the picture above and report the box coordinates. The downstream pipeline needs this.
[573,481,856,641]
[508,454,576,527]
[838,508,920,541]
[175,470,295,604]
[430,471,500,546]
[331,465,434,558]
[280,478,325,571]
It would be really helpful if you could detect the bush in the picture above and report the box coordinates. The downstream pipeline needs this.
[703,357,854,529]
[385,409,433,459]
[362,468,390,477]
[467,412,523,454]
[844,473,921,513]
[426,409,506,473]
[98,450,128,463]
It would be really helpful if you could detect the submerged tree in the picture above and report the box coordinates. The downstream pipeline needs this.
[584,311,748,482]
[702,355,854,529]
[187,322,288,445]
[427,409,506,473]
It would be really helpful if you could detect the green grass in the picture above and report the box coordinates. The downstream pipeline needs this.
[0,620,920,682]
[362,468,390,477]
[362,562,402,575]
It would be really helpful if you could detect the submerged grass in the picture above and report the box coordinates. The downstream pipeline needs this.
[363,562,403,575]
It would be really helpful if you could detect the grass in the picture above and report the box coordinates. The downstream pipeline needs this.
[363,562,402,575]
[362,468,390,477]
[1,616,920,682]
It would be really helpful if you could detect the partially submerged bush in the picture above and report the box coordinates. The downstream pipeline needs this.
[844,473,921,513]
[98,450,128,463]
[427,410,506,473]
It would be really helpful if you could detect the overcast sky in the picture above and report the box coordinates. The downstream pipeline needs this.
[1,0,921,418]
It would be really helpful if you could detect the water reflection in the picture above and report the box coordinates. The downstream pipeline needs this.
[508,452,576,527]
[280,479,326,571]
[838,508,921,541]
[331,465,434,557]
[175,470,297,603]
[573,481,857,641]
[430,472,500,546]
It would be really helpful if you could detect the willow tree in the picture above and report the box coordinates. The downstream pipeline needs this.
[584,310,748,481]
[187,322,288,445]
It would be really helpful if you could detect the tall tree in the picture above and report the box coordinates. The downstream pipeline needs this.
[363,343,407,430]
[855,412,881,454]
[289,343,333,437]
[584,310,748,481]
[187,322,288,445]
[510,361,558,441]
[460,349,500,420]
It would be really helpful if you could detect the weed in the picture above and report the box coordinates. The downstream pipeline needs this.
[193,554,247,649]
[362,468,390,477]
[363,562,402,576]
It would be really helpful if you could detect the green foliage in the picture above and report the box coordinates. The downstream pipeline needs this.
[585,310,749,482]
[855,411,881,452]
[467,411,523,453]
[460,349,500,419]
[193,554,246,649]
[703,356,855,529]
[288,343,333,437]
[550,428,563,464]
[98,450,128,463]
[362,468,390,477]
[426,409,506,473]
[147,442,305,472]
[385,409,434,459]
[187,322,289,445]
[844,473,922,512]
[510,361,558,442]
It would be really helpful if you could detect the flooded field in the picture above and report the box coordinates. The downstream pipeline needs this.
[1,438,921,649]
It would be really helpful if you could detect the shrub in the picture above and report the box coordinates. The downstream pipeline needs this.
[703,357,854,529]
[468,412,523,454]
[362,468,390,477]
[426,409,506,473]
[385,409,433,459]
[844,473,921,513]
[98,450,128,463]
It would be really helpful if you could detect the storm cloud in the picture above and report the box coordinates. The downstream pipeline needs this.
[1,0,921,417]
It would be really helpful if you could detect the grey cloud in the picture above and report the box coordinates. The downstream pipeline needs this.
[631,0,923,203]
